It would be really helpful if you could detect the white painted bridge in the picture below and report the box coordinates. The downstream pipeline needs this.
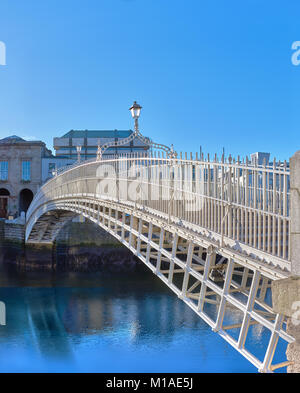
[25,149,299,372]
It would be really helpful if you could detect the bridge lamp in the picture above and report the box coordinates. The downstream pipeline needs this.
[129,101,142,133]
[130,101,142,119]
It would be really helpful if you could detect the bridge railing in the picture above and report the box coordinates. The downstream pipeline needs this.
[27,151,290,266]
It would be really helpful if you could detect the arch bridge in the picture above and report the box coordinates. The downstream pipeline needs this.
[25,150,299,372]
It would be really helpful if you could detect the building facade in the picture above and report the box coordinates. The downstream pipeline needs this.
[0,136,53,218]
[53,130,150,160]
[41,157,75,183]
[0,135,75,218]
[250,152,270,165]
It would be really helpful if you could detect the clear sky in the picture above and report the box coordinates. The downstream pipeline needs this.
[0,0,299,160]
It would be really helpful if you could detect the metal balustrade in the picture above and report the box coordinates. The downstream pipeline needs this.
[27,152,291,270]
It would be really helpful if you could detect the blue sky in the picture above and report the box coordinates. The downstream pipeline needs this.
[0,0,299,160]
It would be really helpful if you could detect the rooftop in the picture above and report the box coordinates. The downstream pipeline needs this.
[0,135,45,145]
[0,135,25,143]
[61,130,133,139]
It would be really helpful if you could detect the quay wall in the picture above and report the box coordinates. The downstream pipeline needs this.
[0,219,138,271]
[0,220,24,265]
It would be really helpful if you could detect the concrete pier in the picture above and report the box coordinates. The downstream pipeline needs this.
[272,277,300,372]
[271,151,300,372]
[0,220,25,265]
[290,151,300,276]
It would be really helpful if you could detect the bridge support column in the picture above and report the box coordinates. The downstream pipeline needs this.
[272,277,300,372]
[290,150,300,276]
[269,151,300,372]
[273,152,300,371]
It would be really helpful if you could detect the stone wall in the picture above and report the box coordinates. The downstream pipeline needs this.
[0,219,138,272]
[0,220,25,265]
[4,222,24,242]
[55,221,138,272]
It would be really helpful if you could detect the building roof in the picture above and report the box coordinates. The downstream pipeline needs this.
[0,135,26,143]
[61,130,133,138]
[0,135,51,156]
[0,135,47,145]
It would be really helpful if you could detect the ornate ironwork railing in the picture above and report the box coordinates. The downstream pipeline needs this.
[28,152,290,269]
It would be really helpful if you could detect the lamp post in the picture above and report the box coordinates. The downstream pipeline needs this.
[129,101,142,134]
[95,100,176,161]
[76,145,82,163]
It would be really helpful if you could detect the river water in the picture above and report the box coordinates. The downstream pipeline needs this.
[0,263,287,373]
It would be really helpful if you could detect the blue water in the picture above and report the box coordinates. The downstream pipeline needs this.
[0,265,287,373]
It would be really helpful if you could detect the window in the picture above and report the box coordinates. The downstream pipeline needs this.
[0,162,8,181]
[22,161,31,181]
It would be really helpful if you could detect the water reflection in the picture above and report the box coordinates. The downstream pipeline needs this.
[0,265,274,372]
[1,288,200,344]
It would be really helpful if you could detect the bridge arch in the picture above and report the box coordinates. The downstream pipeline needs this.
[25,155,294,372]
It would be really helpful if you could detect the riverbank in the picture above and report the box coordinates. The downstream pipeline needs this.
[0,220,139,271]
[0,220,24,266]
